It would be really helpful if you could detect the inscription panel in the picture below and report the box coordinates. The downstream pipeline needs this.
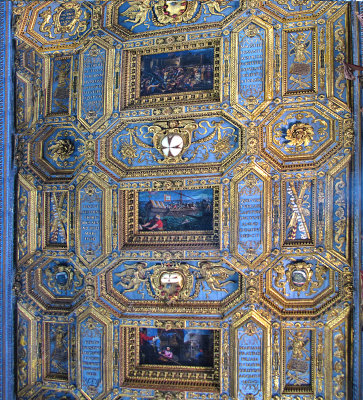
[238,173,263,262]
[79,183,103,261]
[233,313,271,400]
[231,165,271,267]
[231,16,273,117]
[76,175,112,266]
[237,321,264,400]
[78,40,114,131]
[80,317,104,398]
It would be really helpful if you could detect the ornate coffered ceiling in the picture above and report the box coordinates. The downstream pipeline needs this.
[11,0,361,399]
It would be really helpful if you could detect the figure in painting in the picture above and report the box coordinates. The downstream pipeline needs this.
[140,328,157,364]
[160,346,173,361]
[139,214,164,231]
[139,328,214,367]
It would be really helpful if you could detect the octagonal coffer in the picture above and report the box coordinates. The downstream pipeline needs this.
[28,124,87,183]
[16,1,93,52]
[26,257,85,311]
[97,259,244,316]
[98,114,245,178]
[260,104,343,170]
[104,0,243,39]
[262,254,343,315]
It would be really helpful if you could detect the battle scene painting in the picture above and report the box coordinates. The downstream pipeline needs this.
[139,328,214,367]
[140,48,214,96]
[138,189,213,232]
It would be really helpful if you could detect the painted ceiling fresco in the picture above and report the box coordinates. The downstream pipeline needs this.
[12,0,362,399]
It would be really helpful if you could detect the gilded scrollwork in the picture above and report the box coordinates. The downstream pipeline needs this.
[333,20,346,100]
[273,0,318,11]
[39,2,89,39]
[17,317,28,390]
[332,326,346,399]
[119,0,233,30]
[273,261,327,297]
[43,264,83,296]
[272,328,280,392]
[114,260,236,303]
[316,331,324,393]
[333,172,347,254]
[11,1,357,398]
[18,187,28,260]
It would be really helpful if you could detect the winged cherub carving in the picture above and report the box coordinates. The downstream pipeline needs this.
[194,261,235,293]
[115,262,154,293]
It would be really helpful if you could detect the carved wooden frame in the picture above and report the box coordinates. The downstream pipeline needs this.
[119,181,221,249]
[122,326,221,392]
[121,38,222,109]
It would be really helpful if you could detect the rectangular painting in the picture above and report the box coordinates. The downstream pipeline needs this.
[139,328,214,367]
[138,188,213,232]
[140,48,214,96]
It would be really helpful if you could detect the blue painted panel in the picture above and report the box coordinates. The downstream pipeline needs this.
[81,45,106,126]
[333,168,348,256]
[237,173,263,261]
[79,183,103,263]
[238,23,265,109]
[116,0,240,33]
[48,323,69,378]
[80,317,104,397]
[285,329,312,387]
[287,30,314,92]
[237,321,263,400]
[51,57,72,114]
[333,14,348,103]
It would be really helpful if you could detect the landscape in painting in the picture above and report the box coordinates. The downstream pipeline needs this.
[138,188,213,232]
[139,328,214,367]
[140,48,214,96]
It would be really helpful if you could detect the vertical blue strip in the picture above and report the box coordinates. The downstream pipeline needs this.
[358,3,363,400]
[351,1,362,399]
[0,1,15,400]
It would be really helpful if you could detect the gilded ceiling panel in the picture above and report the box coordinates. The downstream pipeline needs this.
[11,0,362,399]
